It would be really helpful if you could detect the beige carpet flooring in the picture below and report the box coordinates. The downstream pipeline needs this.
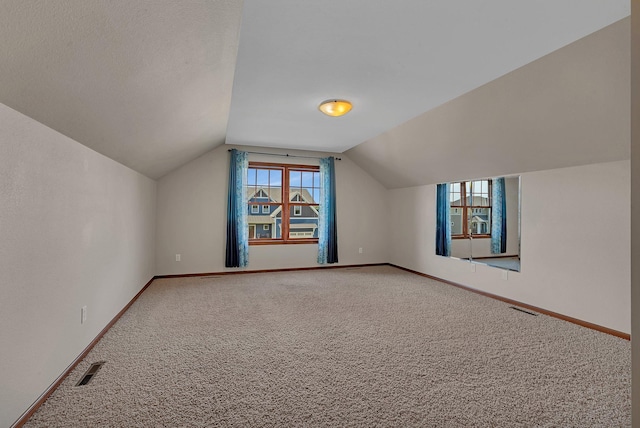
[25,265,631,427]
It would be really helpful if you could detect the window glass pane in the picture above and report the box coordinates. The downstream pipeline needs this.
[289,171,302,187]
[245,185,257,202]
[314,172,320,187]
[248,203,282,239]
[450,182,462,206]
[247,168,257,185]
[270,169,282,186]
[289,205,319,239]
[450,208,463,235]
[270,186,282,203]
[257,169,269,186]
[303,187,314,203]
[467,207,491,234]
[302,171,314,187]
[313,189,320,203]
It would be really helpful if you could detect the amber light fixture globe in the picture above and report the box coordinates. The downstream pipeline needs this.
[318,99,352,117]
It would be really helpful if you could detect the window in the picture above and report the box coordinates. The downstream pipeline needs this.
[450,180,491,238]
[247,162,320,244]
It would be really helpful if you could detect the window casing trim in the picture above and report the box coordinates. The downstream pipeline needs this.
[247,162,320,245]
[450,180,492,239]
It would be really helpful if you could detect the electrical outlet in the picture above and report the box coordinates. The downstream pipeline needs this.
[81,306,87,324]
[175,254,181,262]
[470,263,476,272]
[358,247,363,254]
[502,270,509,280]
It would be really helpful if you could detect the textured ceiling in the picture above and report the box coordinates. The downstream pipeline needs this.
[0,1,631,180]
[0,0,243,179]
[227,0,630,153]
[346,18,630,188]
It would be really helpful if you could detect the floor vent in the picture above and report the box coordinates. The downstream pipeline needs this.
[510,306,538,316]
[75,361,105,386]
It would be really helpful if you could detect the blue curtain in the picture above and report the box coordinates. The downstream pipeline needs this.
[318,157,338,264]
[435,183,451,257]
[491,177,507,254]
[225,149,249,267]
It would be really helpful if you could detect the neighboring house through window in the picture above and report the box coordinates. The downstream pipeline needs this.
[246,162,320,243]
[450,180,491,238]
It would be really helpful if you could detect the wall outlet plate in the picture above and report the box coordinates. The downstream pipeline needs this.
[81,306,87,324]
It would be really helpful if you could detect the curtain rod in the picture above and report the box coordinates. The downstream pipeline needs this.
[228,149,341,161]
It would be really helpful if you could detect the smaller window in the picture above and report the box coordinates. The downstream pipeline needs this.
[264,224,270,230]
[262,205,269,213]
[251,205,259,214]
[293,206,302,216]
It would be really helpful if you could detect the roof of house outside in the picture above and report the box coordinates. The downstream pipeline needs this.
[247,187,316,204]
[247,216,275,224]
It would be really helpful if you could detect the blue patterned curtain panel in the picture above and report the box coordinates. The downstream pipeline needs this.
[225,149,249,267]
[435,183,451,257]
[491,177,507,254]
[317,157,338,264]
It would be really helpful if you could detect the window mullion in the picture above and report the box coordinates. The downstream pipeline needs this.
[282,166,290,242]
[462,182,468,238]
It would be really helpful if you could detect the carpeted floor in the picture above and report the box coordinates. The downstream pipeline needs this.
[25,265,630,427]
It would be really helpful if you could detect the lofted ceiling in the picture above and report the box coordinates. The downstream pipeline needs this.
[0,1,630,180]
[0,0,243,179]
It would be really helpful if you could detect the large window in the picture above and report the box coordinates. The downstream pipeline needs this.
[246,162,320,244]
[450,180,491,238]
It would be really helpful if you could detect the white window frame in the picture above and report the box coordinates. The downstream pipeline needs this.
[251,205,259,214]
[264,224,270,230]
[262,205,270,213]
[293,206,302,216]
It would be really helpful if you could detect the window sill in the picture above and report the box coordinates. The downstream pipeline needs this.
[249,239,319,246]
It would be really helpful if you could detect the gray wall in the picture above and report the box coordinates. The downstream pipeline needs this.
[631,1,639,426]
[0,103,157,427]
[346,18,629,190]
[155,144,389,275]
[388,160,630,334]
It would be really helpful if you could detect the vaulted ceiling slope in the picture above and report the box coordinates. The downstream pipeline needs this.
[227,1,629,155]
[0,1,630,180]
[346,18,631,189]
[0,0,243,179]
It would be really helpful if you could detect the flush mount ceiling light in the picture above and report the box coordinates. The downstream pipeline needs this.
[318,99,352,117]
